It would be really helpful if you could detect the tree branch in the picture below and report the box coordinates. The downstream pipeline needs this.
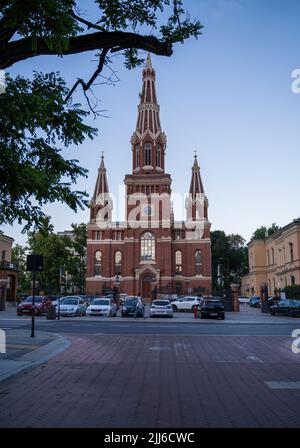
[0,31,173,69]
[65,47,109,104]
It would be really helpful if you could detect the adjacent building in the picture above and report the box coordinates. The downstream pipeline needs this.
[86,55,212,298]
[0,231,18,305]
[241,219,300,297]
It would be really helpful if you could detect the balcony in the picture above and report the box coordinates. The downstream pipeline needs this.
[0,261,19,271]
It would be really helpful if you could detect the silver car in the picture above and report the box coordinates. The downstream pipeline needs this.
[150,300,173,318]
[56,297,87,317]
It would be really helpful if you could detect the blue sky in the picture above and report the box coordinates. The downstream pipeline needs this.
[2,0,300,245]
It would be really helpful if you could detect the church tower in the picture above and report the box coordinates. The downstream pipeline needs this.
[125,53,171,227]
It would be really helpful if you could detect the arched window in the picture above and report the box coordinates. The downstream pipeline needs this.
[156,144,161,168]
[144,143,152,166]
[141,232,155,261]
[175,251,182,275]
[94,251,102,276]
[195,250,203,275]
[136,144,140,168]
[115,251,122,275]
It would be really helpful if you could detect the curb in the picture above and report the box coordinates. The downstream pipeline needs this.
[0,333,71,384]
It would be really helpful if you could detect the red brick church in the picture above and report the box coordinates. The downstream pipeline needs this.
[86,55,212,298]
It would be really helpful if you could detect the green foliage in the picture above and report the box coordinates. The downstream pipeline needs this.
[0,72,97,231]
[211,230,249,290]
[0,0,79,54]
[284,285,300,300]
[11,243,31,293]
[251,223,281,241]
[23,218,87,294]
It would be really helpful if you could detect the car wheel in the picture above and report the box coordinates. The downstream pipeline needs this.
[172,305,178,312]
[271,310,275,316]
[200,313,205,319]
[289,311,295,318]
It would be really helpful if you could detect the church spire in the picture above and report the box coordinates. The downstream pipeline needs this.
[131,53,167,175]
[186,152,208,221]
[90,152,112,221]
[189,152,205,200]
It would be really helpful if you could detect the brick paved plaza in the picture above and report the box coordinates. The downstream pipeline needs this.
[1,328,300,428]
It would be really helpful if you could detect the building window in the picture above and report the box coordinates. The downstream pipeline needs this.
[141,232,155,261]
[95,231,102,240]
[289,243,294,262]
[1,250,6,261]
[291,275,296,286]
[175,251,182,275]
[195,250,203,275]
[115,251,122,275]
[267,250,270,266]
[145,143,152,166]
[271,248,275,265]
[94,251,102,276]
[136,144,140,168]
[156,144,161,168]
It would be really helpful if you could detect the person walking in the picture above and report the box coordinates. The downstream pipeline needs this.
[134,292,146,319]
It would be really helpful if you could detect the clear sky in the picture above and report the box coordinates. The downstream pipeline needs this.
[2,0,300,245]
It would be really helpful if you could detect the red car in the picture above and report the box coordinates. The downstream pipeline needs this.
[17,296,49,316]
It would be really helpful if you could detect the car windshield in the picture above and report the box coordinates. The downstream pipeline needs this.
[92,299,110,305]
[62,299,79,305]
[24,296,43,303]
[152,301,170,306]
[124,299,138,306]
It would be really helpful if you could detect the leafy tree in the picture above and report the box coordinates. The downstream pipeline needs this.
[284,285,300,300]
[67,223,87,294]
[11,243,31,293]
[251,223,281,241]
[0,72,97,231]
[0,1,202,231]
[27,217,73,294]
[211,230,249,291]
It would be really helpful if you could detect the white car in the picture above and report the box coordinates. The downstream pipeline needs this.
[150,300,173,318]
[171,296,202,312]
[86,298,117,317]
[56,297,87,317]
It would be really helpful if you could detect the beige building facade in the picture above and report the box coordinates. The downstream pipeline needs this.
[241,219,300,297]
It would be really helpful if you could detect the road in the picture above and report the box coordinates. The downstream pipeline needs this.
[1,310,300,428]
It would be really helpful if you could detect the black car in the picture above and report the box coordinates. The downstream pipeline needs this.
[121,297,138,317]
[200,299,225,320]
[270,299,300,317]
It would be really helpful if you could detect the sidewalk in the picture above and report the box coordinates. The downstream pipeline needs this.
[0,328,70,383]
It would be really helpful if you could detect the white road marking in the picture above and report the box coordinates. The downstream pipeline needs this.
[265,381,300,390]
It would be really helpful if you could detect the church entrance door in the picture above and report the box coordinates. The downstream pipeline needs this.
[142,274,155,299]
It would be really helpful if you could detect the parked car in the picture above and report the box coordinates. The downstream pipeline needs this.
[270,299,300,317]
[249,296,261,308]
[86,298,117,317]
[56,297,87,317]
[199,299,225,320]
[150,300,173,318]
[171,296,203,312]
[17,296,48,316]
[121,296,138,317]
[267,296,280,307]
[238,296,250,304]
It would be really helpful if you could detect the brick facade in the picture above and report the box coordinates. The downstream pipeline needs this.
[86,55,212,298]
